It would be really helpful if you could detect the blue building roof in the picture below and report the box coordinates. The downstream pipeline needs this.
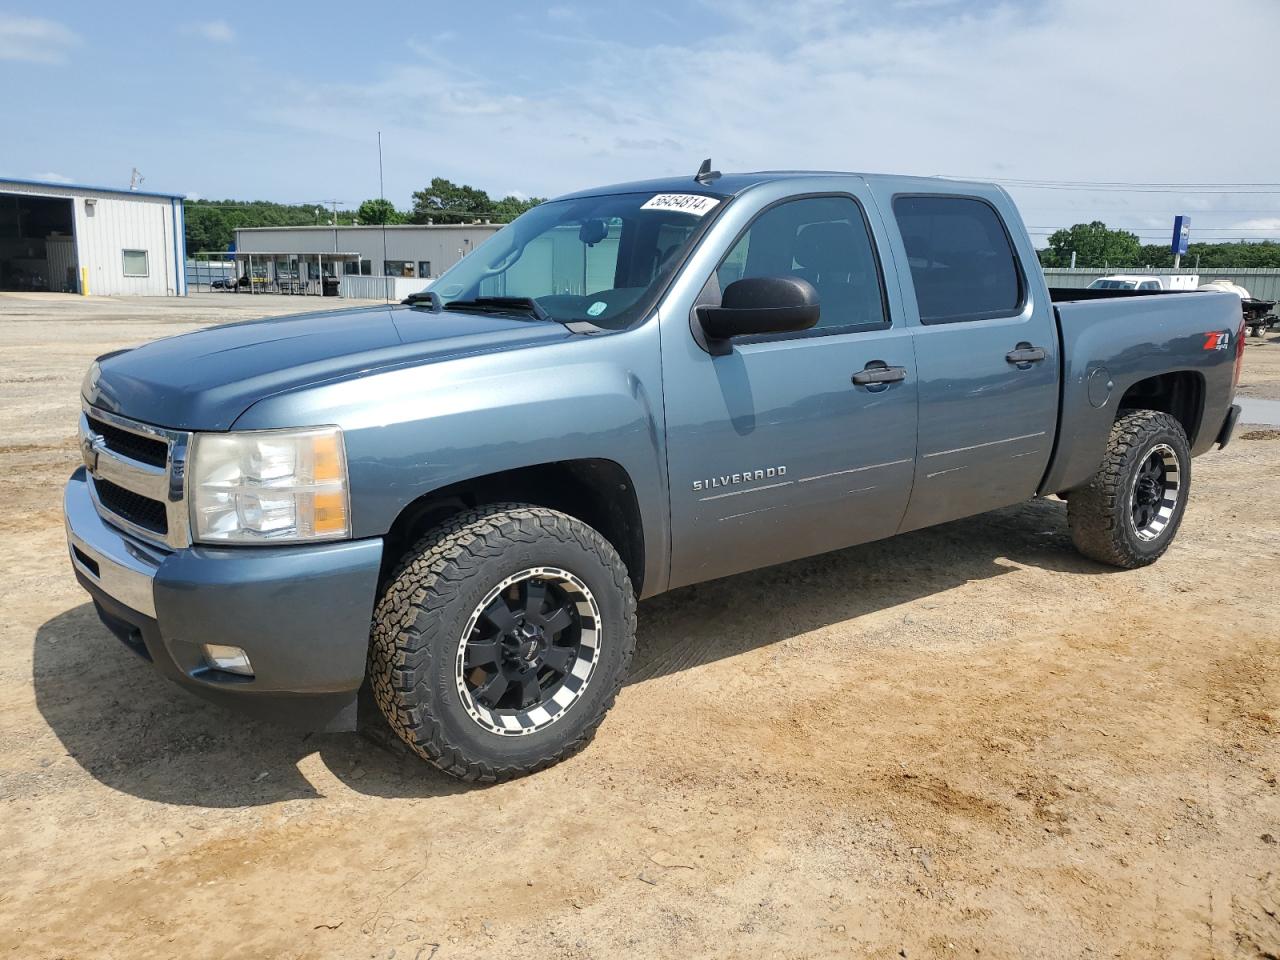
[0,176,185,201]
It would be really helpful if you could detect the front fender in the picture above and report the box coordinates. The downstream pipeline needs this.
[232,324,671,594]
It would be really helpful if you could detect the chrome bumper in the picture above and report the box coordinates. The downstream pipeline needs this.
[64,468,163,618]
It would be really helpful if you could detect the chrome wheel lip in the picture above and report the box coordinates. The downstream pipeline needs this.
[1129,443,1181,542]
[455,566,600,737]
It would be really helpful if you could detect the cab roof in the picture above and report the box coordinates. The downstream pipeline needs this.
[555,170,996,202]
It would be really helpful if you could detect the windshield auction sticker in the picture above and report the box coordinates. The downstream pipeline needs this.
[640,194,720,216]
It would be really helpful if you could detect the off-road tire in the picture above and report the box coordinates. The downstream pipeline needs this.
[368,503,636,782]
[1067,410,1191,569]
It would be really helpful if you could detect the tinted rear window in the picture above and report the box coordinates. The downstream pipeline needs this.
[892,196,1023,324]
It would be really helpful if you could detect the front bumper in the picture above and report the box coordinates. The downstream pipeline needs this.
[64,467,383,732]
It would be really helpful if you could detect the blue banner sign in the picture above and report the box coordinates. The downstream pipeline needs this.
[1172,215,1191,255]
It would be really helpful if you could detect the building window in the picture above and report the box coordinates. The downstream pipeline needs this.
[342,261,360,275]
[384,260,414,278]
[122,249,149,277]
[360,259,372,276]
[418,260,432,278]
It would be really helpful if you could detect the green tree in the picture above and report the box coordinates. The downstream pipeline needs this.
[409,177,494,224]
[355,198,404,225]
[183,199,356,254]
[1042,221,1142,268]
[491,194,545,222]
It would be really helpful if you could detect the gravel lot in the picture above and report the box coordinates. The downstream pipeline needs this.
[1,292,1277,959]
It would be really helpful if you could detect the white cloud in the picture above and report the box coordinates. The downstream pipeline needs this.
[32,171,73,183]
[240,0,1280,237]
[1235,218,1280,231]
[183,20,235,43]
[0,15,80,63]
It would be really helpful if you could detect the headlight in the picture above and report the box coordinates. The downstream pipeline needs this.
[190,426,350,543]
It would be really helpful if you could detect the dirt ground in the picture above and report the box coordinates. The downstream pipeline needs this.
[0,292,1277,960]
[1239,326,1280,400]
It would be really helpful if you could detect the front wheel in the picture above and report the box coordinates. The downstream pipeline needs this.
[368,504,636,782]
[1067,410,1191,569]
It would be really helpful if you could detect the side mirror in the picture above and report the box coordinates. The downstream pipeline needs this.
[697,276,820,349]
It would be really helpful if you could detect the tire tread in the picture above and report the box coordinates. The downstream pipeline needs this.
[368,503,636,783]
[1067,410,1189,569]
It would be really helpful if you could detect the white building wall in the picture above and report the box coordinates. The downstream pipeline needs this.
[0,180,185,296]
[235,225,503,278]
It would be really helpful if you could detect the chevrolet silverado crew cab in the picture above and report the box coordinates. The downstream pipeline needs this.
[66,167,1245,782]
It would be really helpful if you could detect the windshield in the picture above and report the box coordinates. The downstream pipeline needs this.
[1088,278,1138,290]
[426,191,722,329]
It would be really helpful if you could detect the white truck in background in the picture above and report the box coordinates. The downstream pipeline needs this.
[1088,274,1200,292]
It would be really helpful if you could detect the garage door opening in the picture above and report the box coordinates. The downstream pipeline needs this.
[0,193,78,293]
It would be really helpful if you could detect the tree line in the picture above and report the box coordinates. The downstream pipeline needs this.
[184,178,544,254]
[187,196,1280,271]
[1037,221,1280,270]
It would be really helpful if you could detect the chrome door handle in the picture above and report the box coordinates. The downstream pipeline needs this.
[1006,343,1047,365]
[852,363,907,386]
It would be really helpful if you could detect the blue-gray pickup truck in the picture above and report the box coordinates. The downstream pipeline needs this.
[65,168,1245,781]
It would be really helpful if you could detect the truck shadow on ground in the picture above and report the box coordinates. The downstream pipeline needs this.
[31,497,1109,807]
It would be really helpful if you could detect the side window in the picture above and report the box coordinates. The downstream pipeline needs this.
[1139,280,1160,291]
[716,195,888,334]
[892,196,1023,324]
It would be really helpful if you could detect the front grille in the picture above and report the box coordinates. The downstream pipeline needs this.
[87,415,168,468]
[94,478,169,535]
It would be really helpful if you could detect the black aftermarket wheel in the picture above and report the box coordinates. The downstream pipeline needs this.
[368,503,636,782]
[1067,410,1191,569]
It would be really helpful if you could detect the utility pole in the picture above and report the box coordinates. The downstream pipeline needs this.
[378,131,390,300]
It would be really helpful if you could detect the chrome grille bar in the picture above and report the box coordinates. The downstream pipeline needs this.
[80,403,192,549]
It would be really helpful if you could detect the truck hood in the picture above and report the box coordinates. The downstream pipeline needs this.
[83,304,575,430]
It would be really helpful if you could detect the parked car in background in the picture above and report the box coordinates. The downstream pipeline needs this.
[1088,274,1200,292]
[65,168,1245,782]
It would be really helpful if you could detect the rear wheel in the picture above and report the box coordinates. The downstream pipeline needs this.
[1067,410,1191,569]
[368,503,636,782]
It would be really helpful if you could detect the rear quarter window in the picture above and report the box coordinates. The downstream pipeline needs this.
[892,196,1023,324]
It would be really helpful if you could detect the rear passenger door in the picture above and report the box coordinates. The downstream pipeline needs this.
[884,193,1059,532]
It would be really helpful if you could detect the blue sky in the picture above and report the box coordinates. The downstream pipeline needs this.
[3,0,1279,244]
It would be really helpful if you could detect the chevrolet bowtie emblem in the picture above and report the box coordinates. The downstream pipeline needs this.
[81,431,103,472]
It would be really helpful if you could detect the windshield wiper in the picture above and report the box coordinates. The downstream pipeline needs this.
[441,296,551,323]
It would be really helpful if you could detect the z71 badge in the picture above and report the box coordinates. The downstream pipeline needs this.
[1203,330,1231,351]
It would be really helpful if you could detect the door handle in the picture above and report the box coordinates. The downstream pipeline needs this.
[851,362,908,386]
[1006,343,1047,365]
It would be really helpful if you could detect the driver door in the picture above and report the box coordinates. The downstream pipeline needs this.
[661,191,919,589]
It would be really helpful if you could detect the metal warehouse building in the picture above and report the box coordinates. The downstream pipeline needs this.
[0,177,186,296]
[231,223,502,296]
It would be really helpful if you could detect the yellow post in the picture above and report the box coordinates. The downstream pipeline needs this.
[80,267,89,296]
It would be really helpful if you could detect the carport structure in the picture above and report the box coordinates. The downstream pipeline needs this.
[223,250,361,295]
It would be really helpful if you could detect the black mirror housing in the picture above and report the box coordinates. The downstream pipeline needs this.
[697,276,820,346]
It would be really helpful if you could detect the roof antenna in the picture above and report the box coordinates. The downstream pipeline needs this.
[694,158,720,184]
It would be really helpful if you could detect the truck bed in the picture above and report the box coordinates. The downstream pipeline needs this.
[1049,287,1197,303]
[1039,287,1241,496]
